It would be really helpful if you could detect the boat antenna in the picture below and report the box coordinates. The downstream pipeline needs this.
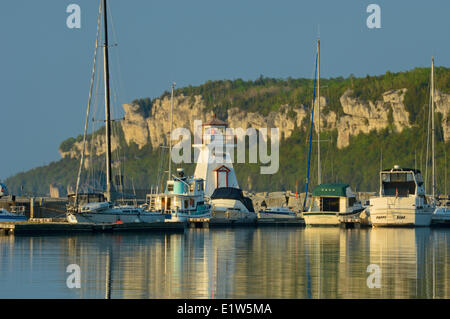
[103,0,115,202]
[168,82,176,181]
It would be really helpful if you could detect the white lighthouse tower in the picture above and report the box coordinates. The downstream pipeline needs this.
[193,115,239,197]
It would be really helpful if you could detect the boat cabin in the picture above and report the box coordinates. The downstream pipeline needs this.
[379,165,424,197]
[309,183,357,213]
[146,168,206,213]
[68,192,106,206]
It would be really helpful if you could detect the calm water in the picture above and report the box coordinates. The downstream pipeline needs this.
[0,227,449,299]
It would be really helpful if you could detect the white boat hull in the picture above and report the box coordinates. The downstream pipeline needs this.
[258,212,297,219]
[67,209,165,224]
[431,207,450,225]
[370,197,433,227]
[369,204,433,227]
[370,208,433,227]
[303,212,340,226]
[165,211,212,222]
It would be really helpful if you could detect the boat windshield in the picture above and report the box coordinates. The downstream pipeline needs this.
[381,172,416,196]
[320,197,340,212]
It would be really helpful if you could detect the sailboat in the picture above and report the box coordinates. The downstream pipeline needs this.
[370,58,437,227]
[66,0,164,224]
[302,39,364,226]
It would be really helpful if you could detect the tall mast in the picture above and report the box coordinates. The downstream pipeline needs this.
[303,46,319,209]
[168,82,176,180]
[103,0,114,202]
[317,39,321,185]
[431,57,435,199]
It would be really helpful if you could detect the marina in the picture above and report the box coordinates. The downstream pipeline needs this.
[0,0,449,303]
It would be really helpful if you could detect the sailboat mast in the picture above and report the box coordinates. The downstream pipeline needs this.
[303,47,319,209]
[317,39,321,185]
[103,0,114,202]
[168,82,176,180]
[431,57,435,199]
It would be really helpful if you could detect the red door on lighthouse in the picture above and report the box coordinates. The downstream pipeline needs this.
[214,165,230,188]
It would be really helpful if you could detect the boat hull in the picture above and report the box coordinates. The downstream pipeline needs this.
[258,212,297,219]
[67,210,165,224]
[370,197,433,227]
[431,208,450,226]
[302,212,340,226]
[370,208,433,227]
[165,211,211,222]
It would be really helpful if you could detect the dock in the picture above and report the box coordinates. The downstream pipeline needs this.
[0,217,305,234]
[256,217,305,227]
[187,217,305,228]
[339,215,371,228]
[0,220,185,235]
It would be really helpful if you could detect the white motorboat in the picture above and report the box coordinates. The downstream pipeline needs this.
[258,206,297,219]
[431,206,450,226]
[370,166,434,227]
[210,187,257,221]
[303,183,364,226]
[145,168,212,222]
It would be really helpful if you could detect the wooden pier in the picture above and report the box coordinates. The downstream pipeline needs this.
[187,217,305,228]
[0,220,184,235]
[0,216,306,234]
[339,215,371,228]
[256,217,305,227]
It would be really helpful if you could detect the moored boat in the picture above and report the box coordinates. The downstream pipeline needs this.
[145,168,211,222]
[431,205,450,226]
[66,0,164,225]
[369,166,434,227]
[258,206,297,219]
[303,183,364,226]
[193,115,257,221]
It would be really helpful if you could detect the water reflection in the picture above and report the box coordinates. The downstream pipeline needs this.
[0,228,449,298]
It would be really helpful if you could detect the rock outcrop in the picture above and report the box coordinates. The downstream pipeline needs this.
[59,89,450,158]
[334,88,411,148]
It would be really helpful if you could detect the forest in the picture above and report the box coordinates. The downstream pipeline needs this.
[5,67,449,197]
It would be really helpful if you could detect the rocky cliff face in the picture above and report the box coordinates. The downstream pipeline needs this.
[59,89,450,158]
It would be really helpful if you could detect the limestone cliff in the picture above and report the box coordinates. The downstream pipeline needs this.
[59,89,450,158]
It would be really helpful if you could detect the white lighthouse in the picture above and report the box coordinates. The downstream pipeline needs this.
[193,116,239,197]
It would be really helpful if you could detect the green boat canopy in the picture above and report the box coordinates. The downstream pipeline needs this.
[312,183,350,197]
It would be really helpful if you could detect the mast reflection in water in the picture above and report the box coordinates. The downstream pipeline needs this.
[0,228,449,298]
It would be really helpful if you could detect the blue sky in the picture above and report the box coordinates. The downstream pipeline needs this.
[0,0,449,180]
